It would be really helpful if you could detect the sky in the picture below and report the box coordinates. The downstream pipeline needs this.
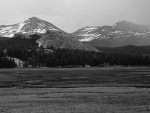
[0,0,150,32]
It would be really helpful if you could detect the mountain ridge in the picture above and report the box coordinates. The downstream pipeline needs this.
[73,21,150,47]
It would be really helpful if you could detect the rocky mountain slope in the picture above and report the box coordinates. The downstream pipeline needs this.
[37,30,99,52]
[73,21,150,47]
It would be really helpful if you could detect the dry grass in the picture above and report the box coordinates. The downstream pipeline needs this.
[0,87,150,113]
[0,67,150,112]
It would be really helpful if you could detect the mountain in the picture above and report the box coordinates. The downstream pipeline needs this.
[0,17,99,52]
[0,17,60,37]
[37,30,99,52]
[73,21,150,47]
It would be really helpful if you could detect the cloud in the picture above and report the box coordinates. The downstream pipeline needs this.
[0,0,150,32]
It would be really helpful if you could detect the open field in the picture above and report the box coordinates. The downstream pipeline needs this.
[0,67,150,112]
[0,67,150,88]
[0,87,150,113]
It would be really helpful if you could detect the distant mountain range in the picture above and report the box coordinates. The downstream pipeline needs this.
[0,17,98,52]
[0,17,150,49]
[73,21,150,47]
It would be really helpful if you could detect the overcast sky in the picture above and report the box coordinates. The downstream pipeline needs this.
[0,0,149,32]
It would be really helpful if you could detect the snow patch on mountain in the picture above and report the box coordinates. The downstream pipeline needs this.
[74,26,104,42]
[112,31,123,34]
[17,22,24,32]
[134,32,147,36]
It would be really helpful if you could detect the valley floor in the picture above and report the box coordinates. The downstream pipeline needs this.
[0,67,150,113]
[0,87,150,113]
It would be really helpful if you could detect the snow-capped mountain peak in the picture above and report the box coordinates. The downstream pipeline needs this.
[0,17,60,37]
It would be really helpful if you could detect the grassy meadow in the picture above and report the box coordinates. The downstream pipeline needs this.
[0,67,150,112]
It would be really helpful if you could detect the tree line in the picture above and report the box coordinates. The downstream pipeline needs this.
[0,34,150,68]
[3,46,150,68]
